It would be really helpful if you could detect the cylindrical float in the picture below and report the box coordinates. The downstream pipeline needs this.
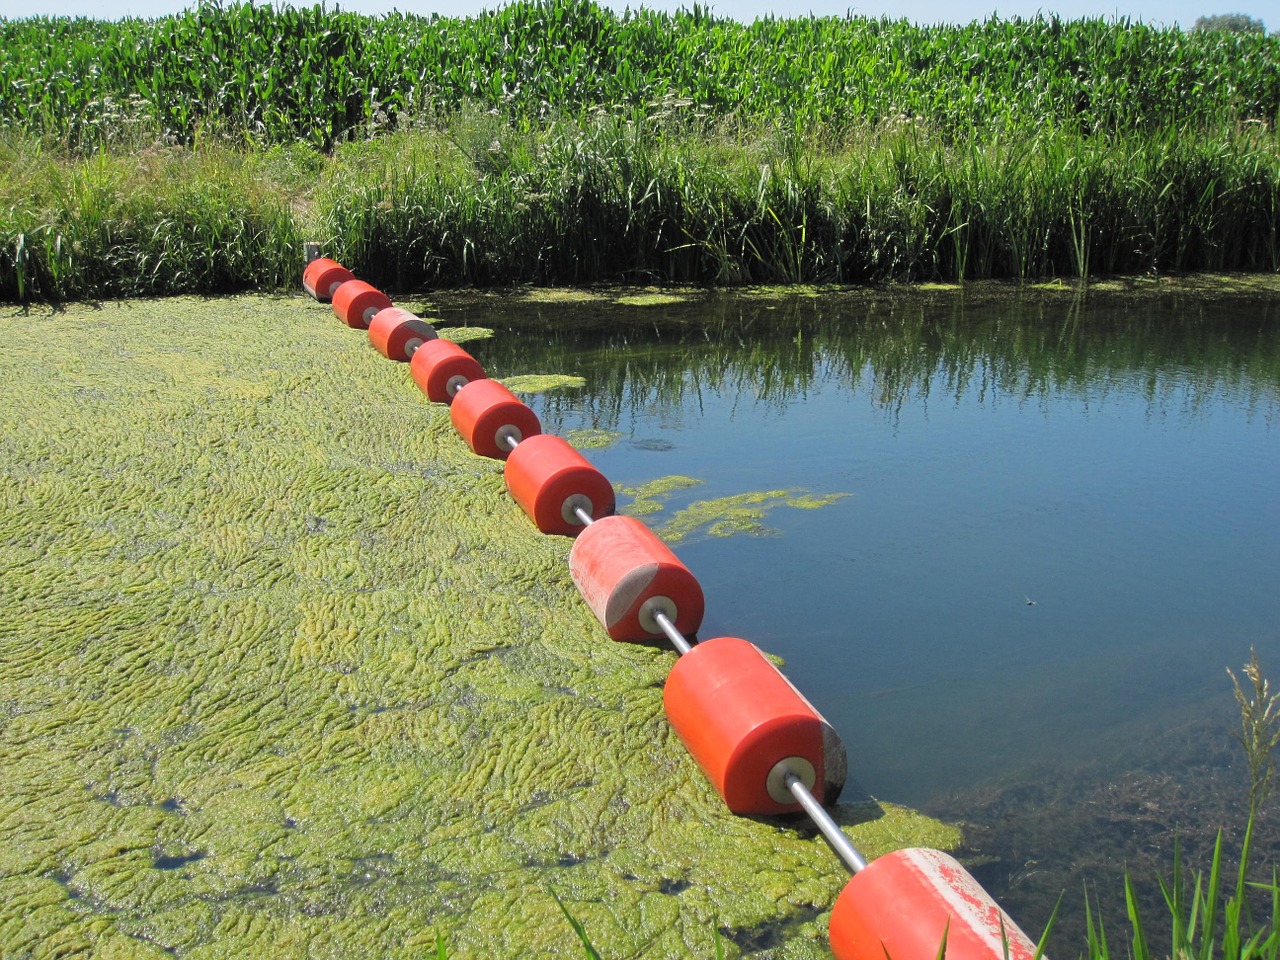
[302,257,353,302]
[449,379,541,460]
[568,515,704,643]
[409,339,486,404]
[331,280,392,329]
[504,434,615,536]
[829,848,1039,960]
[368,308,438,362]
[663,636,847,815]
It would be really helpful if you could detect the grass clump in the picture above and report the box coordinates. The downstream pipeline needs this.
[0,137,301,301]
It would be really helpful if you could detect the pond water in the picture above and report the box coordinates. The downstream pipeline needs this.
[450,286,1280,943]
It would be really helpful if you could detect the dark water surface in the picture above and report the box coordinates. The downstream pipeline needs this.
[448,286,1280,948]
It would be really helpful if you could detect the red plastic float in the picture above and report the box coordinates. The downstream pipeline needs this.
[504,434,615,536]
[331,280,392,329]
[409,339,486,404]
[368,308,437,361]
[568,515,704,643]
[302,257,353,302]
[449,379,541,459]
[829,848,1038,960]
[663,635,847,815]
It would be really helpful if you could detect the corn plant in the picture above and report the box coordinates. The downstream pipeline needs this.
[1,1,1278,150]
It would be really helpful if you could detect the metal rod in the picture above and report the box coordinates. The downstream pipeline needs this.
[651,609,693,656]
[504,434,520,451]
[573,505,595,527]
[785,771,866,873]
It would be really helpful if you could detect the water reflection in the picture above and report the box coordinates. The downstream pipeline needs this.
[474,292,1280,432]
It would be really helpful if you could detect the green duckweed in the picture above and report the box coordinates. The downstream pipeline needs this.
[564,429,624,451]
[615,293,692,307]
[499,374,588,395]
[618,480,849,543]
[617,476,705,518]
[437,326,495,344]
[0,294,954,959]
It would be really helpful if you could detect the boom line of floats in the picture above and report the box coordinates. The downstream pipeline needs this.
[301,255,1043,960]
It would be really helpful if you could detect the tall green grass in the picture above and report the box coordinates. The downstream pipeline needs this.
[0,135,302,300]
[2,115,1277,301]
[325,116,1279,288]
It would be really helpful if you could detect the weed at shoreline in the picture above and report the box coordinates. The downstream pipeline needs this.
[3,119,1278,303]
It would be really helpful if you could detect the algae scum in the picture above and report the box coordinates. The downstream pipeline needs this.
[0,296,955,959]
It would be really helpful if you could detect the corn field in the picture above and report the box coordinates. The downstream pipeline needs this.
[1,0,1277,149]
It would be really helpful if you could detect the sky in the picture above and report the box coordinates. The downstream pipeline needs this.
[0,0,1268,31]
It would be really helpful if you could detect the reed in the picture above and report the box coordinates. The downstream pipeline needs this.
[3,116,1277,302]
[0,133,301,300]
[304,117,1280,287]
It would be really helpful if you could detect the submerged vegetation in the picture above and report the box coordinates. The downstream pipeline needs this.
[0,0,1278,301]
[930,651,1280,960]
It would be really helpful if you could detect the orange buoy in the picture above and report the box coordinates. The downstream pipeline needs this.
[302,257,354,302]
[409,339,486,404]
[504,434,615,536]
[331,280,392,329]
[449,379,541,459]
[568,515,704,643]
[368,308,438,361]
[829,848,1039,960]
[662,636,846,815]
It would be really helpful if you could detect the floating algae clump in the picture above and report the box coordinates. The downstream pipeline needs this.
[658,491,849,543]
[617,475,705,517]
[519,289,612,305]
[564,429,623,450]
[0,294,952,958]
[437,325,494,344]
[618,477,847,543]
[615,291,691,307]
[499,374,587,394]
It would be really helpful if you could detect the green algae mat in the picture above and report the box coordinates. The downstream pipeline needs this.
[0,295,957,959]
